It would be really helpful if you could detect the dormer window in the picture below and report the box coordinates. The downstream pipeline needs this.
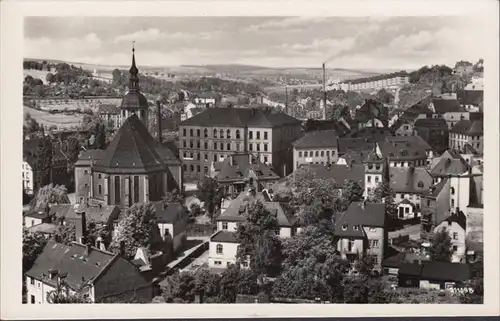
[342,224,348,231]
[418,181,424,188]
[353,225,359,231]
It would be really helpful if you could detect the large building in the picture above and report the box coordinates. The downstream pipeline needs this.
[449,119,484,154]
[292,130,339,171]
[413,118,449,154]
[74,49,182,207]
[178,107,303,179]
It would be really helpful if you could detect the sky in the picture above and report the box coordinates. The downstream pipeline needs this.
[24,16,487,70]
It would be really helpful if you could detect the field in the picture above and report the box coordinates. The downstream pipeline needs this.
[24,105,84,129]
[23,69,51,84]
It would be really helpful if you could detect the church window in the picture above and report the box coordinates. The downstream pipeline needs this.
[133,176,140,203]
[220,129,224,139]
[197,129,200,137]
[236,130,241,139]
[226,129,231,139]
[114,176,121,205]
[213,129,217,138]
[204,129,208,138]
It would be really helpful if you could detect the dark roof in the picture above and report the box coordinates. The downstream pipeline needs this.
[75,150,104,167]
[430,157,471,177]
[421,262,470,282]
[98,104,120,114]
[405,99,434,115]
[389,167,433,194]
[210,230,239,243]
[25,241,116,291]
[180,107,301,128]
[432,99,465,114]
[442,211,467,231]
[462,143,478,155]
[414,118,448,128]
[153,202,186,224]
[24,210,52,220]
[296,164,365,188]
[458,90,483,106]
[293,130,338,149]
[334,202,385,238]
[424,178,449,198]
[93,114,172,174]
[450,120,483,136]
[378,139,427,161]
[120,91,149,110]
[354,99,389,125]
[399,262,423,276]
[391,118,412,131]
[215,153,279,182]
[51,204,120,224]
[337,137,375,155]
[341,150,371,166]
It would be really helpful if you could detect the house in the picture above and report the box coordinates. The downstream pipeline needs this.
[336,149,372,166]
[353,99,389,129]
[337,137,375,157]
[98,104,121,131]
[292,130,339,171]
[433,211,467,263]
[398,261,471,290]
[24,207,54,228]
[391,118,414,137]
[389,167,433,219]
[458,90,483,112]
[449,119,484,154]
[179,107,303,178]
[212,152,280,197]
[363,150,386,199]
[25,241,153,304]
[209,231,240,269]
[413,118,449,154]
[153,202,188,253]
[420,178,451,232]
[429,99,465,117]
[27,223,59,238]
[377,136,433,168]
[293,163,365,192]
[193,93,216,107]
[334,201,387,272]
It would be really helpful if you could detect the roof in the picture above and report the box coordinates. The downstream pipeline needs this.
[462,144,478,155]
[93,114,173,174]
[432,99,465,114]
[50,204,120,224]
[389,167,433,194]
[458,90,483,106]
[441,211,467,231]
[180,107,301,128]
[153,202,186,224]
[215,153,279,182]
[75,150,105,167]
[337,138,375,155]
[25,241,117,291]
[354,99,389,125]
[334,202,385,238]
[413,118,448,128]
[98,104,120,114]
[28,223,58,234]
[399,262,423,276]
[391,118,412,131]
[450,120,483,136]
[24,210,52,220]
[120,91,149,110]
[424,178,449,198]
[378,139,427,161]
[296,164,365,188]
[293,130,338,149]
[341,150,371,166]
[421,262,470,282]
[210,230,239,243]
[430,157,471,177]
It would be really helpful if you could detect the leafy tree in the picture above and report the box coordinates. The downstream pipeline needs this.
[369,181,397,222]
[188,202,204,222]
[109,202,163,260]
[93,123,107,149]
[428,228,453,262]
[338,179,364,211]
[375,88,394,104]
[22,227,48,274]
[46,73,55,83]
[341,275,387,303]
[236,201,281,278]
[30,183,70,211]
[54,222,76,245]
[33,136,53,191]
[196,177,224,223]
[66,135,81,171]
[161,271,196,303]
[46,281,91,304]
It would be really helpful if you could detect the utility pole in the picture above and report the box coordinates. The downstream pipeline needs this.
[285,86,288,115]
[322,62,327,120]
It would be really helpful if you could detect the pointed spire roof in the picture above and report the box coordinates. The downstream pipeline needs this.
[120,44,148,110]
[129,43,139,78]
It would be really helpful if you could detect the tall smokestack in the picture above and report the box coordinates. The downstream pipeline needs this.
[156,96,162,144]
[322,62,327,120]
[285,86,288,115]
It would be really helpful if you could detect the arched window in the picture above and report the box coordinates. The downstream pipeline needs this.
[213,129,217,138]
[236,130,241,139]
[216,244,223,254]
[220,129,224,139]
[133,175,140,203]
[451,187,455,195]
[204,129,208,138]
[114,176,121,205]
[226,129,231,139]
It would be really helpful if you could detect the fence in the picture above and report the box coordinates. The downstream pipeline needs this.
[186,223,215,237]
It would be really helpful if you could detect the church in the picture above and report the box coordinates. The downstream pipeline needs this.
[74,48,183,207]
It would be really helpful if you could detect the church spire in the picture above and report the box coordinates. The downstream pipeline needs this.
[129,41,139,91]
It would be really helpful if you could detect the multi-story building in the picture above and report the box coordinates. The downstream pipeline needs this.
[98,104,121,131]
[376,136,433,168]
[420,178,451,231]
[391,118,415,137]
[363,150,386,199]
[458,90,483,112]
[292,130,339,171]
[334,201,387,272]
[413,118,449,154]
[178,107,303,179]
[449,119,484,154]
[389,167,433,219]
[341,72,409,92]
[433,211,467,263]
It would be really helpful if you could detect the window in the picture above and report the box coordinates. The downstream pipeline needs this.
[31,295,35,304]
[320,151,324,157]
[183,128,187,137]
[220,143,224,151]
[226,129,231,139]
[204,142,208,149]
[367,175,371,183]
[453,245,458,252]
[190,129,194,136]
[373,256,379,265]
[84,183,88,187]
[368,164,373,170]
[236,143,240,151]
[197,165,200,173]
[183,140,187,148]
[197,129,200,137]
[30,277,34,285]
[84,170,88,175]
[204,166,208,174]
[214,261,222,265]
[241,261,249,268]
[427,199,431,206]
[405,207,410,214]
[222,222,228,230]
[249,143,253,151]
[216,244,223,254]
[197,141,200,149]
[375,176,379,183]
[315,151,319,157]
[264,143,268,152]
[227,143,231,150]
[451,199,455,208]
[326,150,330,157]
[133,176,140,203]
[256,144,260,152]
[213,129,217,138]
[264,131,268,140]
[342,224,348,231]
[348,239,355,252]
[189,140,194,148]
[451,187,455,195]
[214,142,218,150]
[453,232,458,240]
[183,164,187,171]
[213,155,217,162]
[235,130,241,139]
[264,156,268,163]
[304,151,308,157]
[353,225,359,231]
[332,150,336,156]
[190,165,194,172]
[220,129,224,139]
[114,176,121,205]
[98,174,102,179]
[256,131,261,140]
[371,239,379,248]
[204,129,208,138]
[249,131,253,139]
[98,185,102,195]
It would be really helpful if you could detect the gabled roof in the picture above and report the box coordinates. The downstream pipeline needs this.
[51,204,120,224]
[399,262,423,276]
[334,202,385,238]
[293,130,338,149]
[458,90,483,106]
[378,139,427,161]
[25,241,117,291]
[180,107,301,128]
[441,211,467,231]
[354,99,389,124]
[451,120,483,136]
[421,262,470,282]
[93,114,173,174]
[424,178,449,198]
[341,150,371,166]
[430,157,471,177]
[75,150,105,167]
[215,153,279,182]
[413,118,448,128]
[210,230,239,243]
[432,99,465,114]
[337,137,375,155]
[389,167,433,194]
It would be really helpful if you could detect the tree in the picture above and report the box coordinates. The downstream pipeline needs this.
[375,88,394,104]
[34,136,53,191]
[338,179,364,211]
[22,227,48,274]
[196,177,224,224]
[109,203,163,260]
[188,202,204,222]
[54,222,76,245]
[46,281,91,304]
[66,135,81,172]
[30,183,70,211]
[428,228,453,262]
[46,73,55,83]
[161,271,196,303]
[341,275,387,303]
[94,123,107,149]
[369,181,398,222]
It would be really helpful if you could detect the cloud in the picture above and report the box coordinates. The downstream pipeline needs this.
[24,33,102,60]
[281,37,356,55]
[113,28,196,43]
[245,17,328,32]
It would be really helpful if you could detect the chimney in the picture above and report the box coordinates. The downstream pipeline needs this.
[156,98,163,144]
[48,268,58,279]
[75,206,87,245]
[85,243,91,256]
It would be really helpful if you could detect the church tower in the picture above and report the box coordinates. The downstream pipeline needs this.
[120,44,149,127]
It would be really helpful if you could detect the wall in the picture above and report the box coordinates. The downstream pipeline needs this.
[217,221,238,232]
[363,226,385,271]
[247,127,273,165]
[22,161,34,195]
[75,166,91,203]
[442,112,470,129]
[208,241,239,269]
[395,123,414,136]
[24,216,43,228]
[449,175,471,213]
[26,277,56,304]
[293,147,339,171]
[465,206,483,243]
[434,221,466,263]
[397,203,416,220]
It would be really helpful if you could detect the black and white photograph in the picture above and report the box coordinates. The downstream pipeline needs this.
[1,0,499,319]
